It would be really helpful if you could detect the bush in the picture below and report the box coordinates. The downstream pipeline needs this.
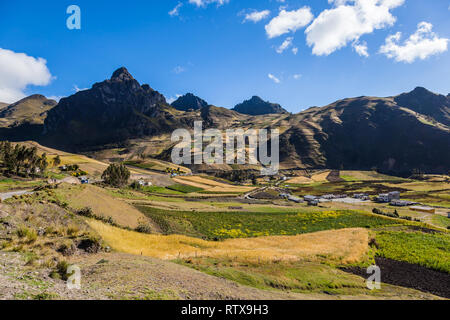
[130,180,142,190]
[77,207,94,218]
[135,223,152,234]
[56,260,69,280]
[102,163,130,187]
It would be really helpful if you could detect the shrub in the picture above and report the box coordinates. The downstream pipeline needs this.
[135,223,152,234]
[77,207,94,218]
[16,226,37,243]
[130,180,142,190]
[56,260,69,280]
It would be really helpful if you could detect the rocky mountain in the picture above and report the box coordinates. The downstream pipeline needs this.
[0,95,57,128]
[232,96,288,115]
[43,67,189,150]
[171,93,208,111]
[394,87,450,126]
[275,95,449,175]
[0,65,448,174]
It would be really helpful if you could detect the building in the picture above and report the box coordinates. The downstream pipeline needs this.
[376,191,400,203]
[304,195,317,202]
[353,193,370,201]
[410,206,435,214]
[321,194,336,200]
[390,200,414,207]
[389,191,400,200]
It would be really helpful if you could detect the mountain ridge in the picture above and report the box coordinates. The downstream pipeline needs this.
[0,67,448,174]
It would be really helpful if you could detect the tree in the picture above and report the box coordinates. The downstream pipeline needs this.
[102,163,130,187]
[39,153,48,172]
[53,155,61,167]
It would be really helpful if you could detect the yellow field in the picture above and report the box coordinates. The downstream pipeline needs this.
[173,175,255,193]
[88,220,369,265]
[287,171,331,184]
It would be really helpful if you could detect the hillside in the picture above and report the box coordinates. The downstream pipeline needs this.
[0,95,57,127]
[171,93,208,111]
[232,96,288,116]
[0,102,9,111]
[275,96,450,174]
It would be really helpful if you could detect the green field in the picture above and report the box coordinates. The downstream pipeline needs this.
[137,206,400,240]
[166,184,204,194]
[375,230,450,273]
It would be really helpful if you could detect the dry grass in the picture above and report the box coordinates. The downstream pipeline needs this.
[287,171,331,184]
[58,184,151,229]
[173,176,255,193]
[87,220,369,265]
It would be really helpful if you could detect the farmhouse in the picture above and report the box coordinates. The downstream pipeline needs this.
[375,191,400,203]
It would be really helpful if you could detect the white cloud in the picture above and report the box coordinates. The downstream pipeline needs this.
[73,85,88,92]
[173,66,186,74]
[380,22,449,63]
[276,37,293,54]
[265,7,314,39]
[292,47,299,55]
[188,0,229,7]
[293,74,302,79]
[243,10,271,23]
[0,48,52,103]
[353,41,369,57]
[268,73,281,83]
[305,0,404,56]
[169,2,183,16]
[167,94,182,104]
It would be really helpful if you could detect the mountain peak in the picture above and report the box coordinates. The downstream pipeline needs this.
[232,96,287,116]
[411,87,433,95]
[111,67,134,81]
[394,87,450,126]
[171,93,208,111]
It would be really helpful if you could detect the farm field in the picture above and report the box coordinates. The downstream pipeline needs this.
[172,175,255,193]
[0,154,449,300]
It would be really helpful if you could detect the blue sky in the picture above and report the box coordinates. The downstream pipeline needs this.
[0,0,449,112]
